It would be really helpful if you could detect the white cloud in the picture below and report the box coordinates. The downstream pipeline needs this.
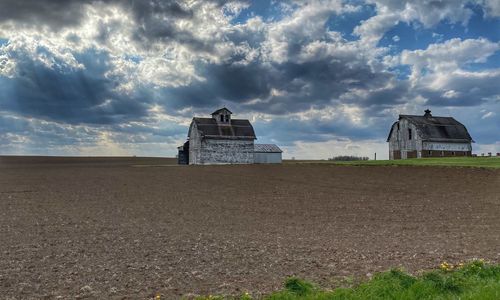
[481,111,495,119]
[442,90,460,98]
[0,35,84,76]
[397,38,500,84]
[482,0,500,17]
[355,0,475,45]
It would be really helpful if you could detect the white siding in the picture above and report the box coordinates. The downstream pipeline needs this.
[388,119,422,159]
[199,139,254,164]
[422,142,472,151]
[254,152,282,164]
[188,122,202,165]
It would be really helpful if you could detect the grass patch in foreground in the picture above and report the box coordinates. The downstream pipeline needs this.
[287,157,500,168]
[193,260,500,300]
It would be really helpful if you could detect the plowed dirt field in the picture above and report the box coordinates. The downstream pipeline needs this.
[1,157,499,299]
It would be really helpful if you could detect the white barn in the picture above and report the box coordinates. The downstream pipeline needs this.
[178,108,284,165]
[184,108,256,165]
[387,109,474,160]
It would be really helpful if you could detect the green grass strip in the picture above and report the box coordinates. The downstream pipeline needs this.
[286,157,500,168]
[193,260,500,300]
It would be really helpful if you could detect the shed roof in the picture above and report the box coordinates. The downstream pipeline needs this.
[386,112,474,143]
[190,117,256,140]
[254,144,282,153]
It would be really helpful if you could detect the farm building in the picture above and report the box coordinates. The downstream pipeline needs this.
[178,108,283,165]
[182,108,256,165]
[254,144,283,164]
[387,109,474,160]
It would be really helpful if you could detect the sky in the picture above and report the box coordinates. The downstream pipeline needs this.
[0,0,499,159]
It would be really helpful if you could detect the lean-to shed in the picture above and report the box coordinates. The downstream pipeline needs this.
[254,144,283,164]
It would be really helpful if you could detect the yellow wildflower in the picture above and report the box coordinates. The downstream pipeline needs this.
[440,262,454,271]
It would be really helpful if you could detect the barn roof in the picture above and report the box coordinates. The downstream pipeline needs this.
[254,144,282,153]
[211,107,232,115]
[387,111,474,143]
[190,117,256,140]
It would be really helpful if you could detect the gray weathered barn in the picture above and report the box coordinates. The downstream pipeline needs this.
[387,109,474,160]
[178,108,284,165]
[185,108,257,165]
[254,144,283,164]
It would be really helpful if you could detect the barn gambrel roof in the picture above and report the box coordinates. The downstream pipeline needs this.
[387,113,474,143]
[189,117,256,140]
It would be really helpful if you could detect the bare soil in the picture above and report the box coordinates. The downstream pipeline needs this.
[0,156,499,299]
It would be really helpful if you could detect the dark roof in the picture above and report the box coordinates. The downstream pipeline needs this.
[254,144,282,153]
[189,117,256,140]
[211,107,232,115]
[387,114,474,143]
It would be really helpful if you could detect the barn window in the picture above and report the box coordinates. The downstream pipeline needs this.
[225,115,229,122]
[220,115,224,122]
[408,129,412,140]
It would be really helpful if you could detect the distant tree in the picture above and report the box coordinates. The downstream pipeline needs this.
[328,155,369,161]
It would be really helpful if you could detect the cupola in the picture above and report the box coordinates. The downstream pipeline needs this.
[211,107,232,124]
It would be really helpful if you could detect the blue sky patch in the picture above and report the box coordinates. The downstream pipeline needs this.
[229,0,291,24]
[327,4,376,40]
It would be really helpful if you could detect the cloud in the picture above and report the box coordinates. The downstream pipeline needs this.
[482,0,500,17]
[481,111,495,119]
[0,0,92,28]
[355,0,476,45]
[0,42,151,124]
[283,139,387,159]
[0,111,186,156]
[386,38,500,107]
[0,0,499,157]
[399,38,499,74]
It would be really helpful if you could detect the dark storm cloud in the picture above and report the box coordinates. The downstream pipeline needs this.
[0,0,89,28]
[162,55,406,115]
[125,0,250,53]
[2,0,405,119]
[0,0,193,27]
[164,60,273,111]
[0,0,232,52]
[0,0,251,63]
[128,1,193,34]
[0,48,150,124]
